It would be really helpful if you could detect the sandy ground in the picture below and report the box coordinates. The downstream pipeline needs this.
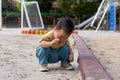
[0,29,82,80]
[1,29,120,80]
[78,30,120,80]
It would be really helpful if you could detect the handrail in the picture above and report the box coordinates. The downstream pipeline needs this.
[95,3,110,32]
[75,11,104,28]
[91,0,105,27]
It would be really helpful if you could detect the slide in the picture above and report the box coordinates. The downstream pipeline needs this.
[75,11,104,29]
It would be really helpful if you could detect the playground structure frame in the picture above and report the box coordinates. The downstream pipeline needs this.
[0,0,45,30]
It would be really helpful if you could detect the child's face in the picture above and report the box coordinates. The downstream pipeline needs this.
[54,28,70,42]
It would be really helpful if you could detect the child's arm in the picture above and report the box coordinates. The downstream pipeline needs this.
[39,39,60,48]
[65,40,74,62]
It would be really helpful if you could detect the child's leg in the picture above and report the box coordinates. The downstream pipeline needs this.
[37,46,60,64]
[59,46,74,70]
[59,46,70,64]
[37,46,49,64]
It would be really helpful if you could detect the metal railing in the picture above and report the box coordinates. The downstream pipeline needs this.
[91,0,120,31]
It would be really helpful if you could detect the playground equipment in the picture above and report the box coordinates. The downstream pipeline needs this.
[0,0,45,31]
[21,30,48,35]
[16,0,45,30]
[75,11,104,29]
[91,0,120,32]
[75,0,120,31]
[110,2,116,31]
[0,0,2,31]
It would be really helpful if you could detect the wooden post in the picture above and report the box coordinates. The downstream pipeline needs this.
[53,17,56,27]
[18,17,21,28]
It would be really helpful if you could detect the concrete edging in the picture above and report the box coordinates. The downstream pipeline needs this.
[72,34,112,80]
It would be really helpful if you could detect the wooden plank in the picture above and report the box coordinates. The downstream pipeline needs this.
[73,34,113,80]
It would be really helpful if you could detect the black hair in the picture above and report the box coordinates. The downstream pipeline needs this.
[56,17,75,34]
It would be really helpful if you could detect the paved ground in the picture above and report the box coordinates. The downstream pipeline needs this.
[0,29,82,80]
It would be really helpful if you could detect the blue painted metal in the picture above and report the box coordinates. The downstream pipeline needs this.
[110,4,116,31]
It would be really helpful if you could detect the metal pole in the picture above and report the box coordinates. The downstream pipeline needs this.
[106,9,109,30]
[24,1,32,29]
[95,4,109,32]
[36,2,45,29]
[110,0,116,31]
[91,0,105,27]
[0,0,2,30]
[119,13,120,30]
[21,0,24,29]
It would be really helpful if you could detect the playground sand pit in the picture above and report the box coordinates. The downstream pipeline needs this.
[79,30,120,80]
[0,29,82,80]
[0,29,120,80]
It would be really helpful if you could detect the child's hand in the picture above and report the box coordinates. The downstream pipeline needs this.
[69,50,74,62]
[50,39,60,45]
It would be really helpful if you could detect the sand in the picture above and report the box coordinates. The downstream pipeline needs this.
[0,29,82,80]
[0,29,120,80]
[78,30,120,80]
